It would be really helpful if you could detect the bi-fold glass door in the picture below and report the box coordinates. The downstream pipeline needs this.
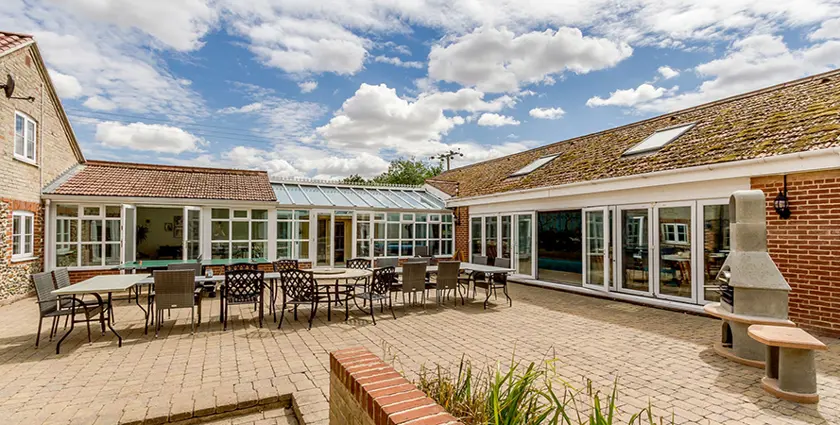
[617,204,653,296]
[183,206,201,260]
[313,210,333,267]
[583,207,609,291]
[653,202,695,302]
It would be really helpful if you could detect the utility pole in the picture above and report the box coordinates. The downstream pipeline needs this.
[430,149,463,171]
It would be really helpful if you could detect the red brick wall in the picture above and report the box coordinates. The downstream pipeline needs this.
[454,206,469,261]
[752,171,840,336]
[68,269,121,284]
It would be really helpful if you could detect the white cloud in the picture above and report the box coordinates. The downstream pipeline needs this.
[428,26,633,92]
[658,66,680,79]
[586,83,672,107]
[49,69,82,99]
[95,121,205,154]
[373,55,424,69]
[298,81,318,93]
[810,18,840,40]
[639,34,840,112]
[218,102,263,114]
[83,96,118,111]
[529,107,565,119]
[477,113,520,126]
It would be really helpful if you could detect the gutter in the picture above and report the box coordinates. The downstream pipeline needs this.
[448,147,840,207]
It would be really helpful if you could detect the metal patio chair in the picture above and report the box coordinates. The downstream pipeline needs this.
[277,269,327,330]
[222,269,265,330]
[152,270,202,336]
[33,271,103,348]
[354,267,396,325]
[270,259,299,321]
[470,258,513,309]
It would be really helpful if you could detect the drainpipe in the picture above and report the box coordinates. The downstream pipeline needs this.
[43,199,50,272]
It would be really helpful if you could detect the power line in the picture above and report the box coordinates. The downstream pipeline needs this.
[64,108,281,135]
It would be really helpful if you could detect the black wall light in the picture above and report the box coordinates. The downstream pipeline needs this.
[774,175,792,219]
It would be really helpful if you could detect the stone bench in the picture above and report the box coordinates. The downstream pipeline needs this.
[748,325,827,404]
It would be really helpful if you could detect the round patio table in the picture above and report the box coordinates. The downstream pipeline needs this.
[304,268,372,321]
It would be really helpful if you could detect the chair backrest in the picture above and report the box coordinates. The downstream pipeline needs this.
[168,262,202,276]
[224,269,264,302]
[414,245,431,258]
[225,262,258,272]
[374,258,399,268]
[370,267,396,296]
[404,257,430,265]
[279,269,317,302]
[472,255,488,265]
[154,270,196,310]
[493,257,511,269]
[272,259,299,272]
[436,261,460,290]
[346,258,371,269]
[32,272,58,315]
[52,268,71,289]
[401,262,426,293]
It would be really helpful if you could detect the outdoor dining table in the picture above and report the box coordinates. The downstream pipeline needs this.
[305,268,373,321]
[391,262,515,275]
[51,274,151,354]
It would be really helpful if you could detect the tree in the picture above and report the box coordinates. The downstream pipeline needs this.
[340,158,443,186]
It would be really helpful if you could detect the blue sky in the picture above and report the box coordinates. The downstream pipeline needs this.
[3,1,840,179]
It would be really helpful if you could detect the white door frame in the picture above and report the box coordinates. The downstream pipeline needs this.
[695,198,730,304]
[512,212,537,277]
[616,204,654,297]
[653,201,697,302]
[120,204,136,265]
[583,206,609,291]
[182,206,201,260]
[311,210,334,267]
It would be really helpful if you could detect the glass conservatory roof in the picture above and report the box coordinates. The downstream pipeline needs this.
[272,181,447,211]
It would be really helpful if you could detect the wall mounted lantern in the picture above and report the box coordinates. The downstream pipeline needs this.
[774,175,792,219]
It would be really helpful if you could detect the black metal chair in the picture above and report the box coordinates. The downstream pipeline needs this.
[225,262,258,272]
[277,269,327,330]
[222,269,265,330]
[32,271,103,348]
[470,258,513,309]
[270,259,299,321]
[354,267,396,325]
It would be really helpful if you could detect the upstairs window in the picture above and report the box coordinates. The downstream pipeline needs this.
[623,123,694,156]
[14,112,37,163]
[509,154,558,177]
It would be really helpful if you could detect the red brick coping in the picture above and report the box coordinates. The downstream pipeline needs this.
[329,347,462,425]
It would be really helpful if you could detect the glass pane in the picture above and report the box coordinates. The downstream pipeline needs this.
[105,206,121,217]
[233,210,248,218]
[442,215,453,223]
[277,210,293,220]
[431,240,441,256]
[401,223,413,239]
[14,115,24,155]
[251,221,268,240]
[56,243,78,267]
[212,208,229,219]
[278,221,292,240]
[251,210,268,220]
[12,216,20,235]
[658,206,693,298]
[104,219,120,242]
[357,222,370,240]
[442,240,453,255]
[374,222,386,239]
[298,220,310,240]
[105,244,120,265]
[25,121,35,159]
[295,210,310,220]
[81,244,102,266]
[442,224,452,239]
[415,223,427,239]
[297,241,310,260]
[316,214,332,266]
[485,217,498,258]
[187,209,200,242]
[320,186,355,207]
[232,242,249,259]
[357,213,370,222]
[621,209,649,292]
[703,204,730,302]
[82,220,102,242]
[251,242,267,259]
[12,235,20,255]
[187,242,200,260]
[387,240,399,256]
[416,214,427,223]
[387,213,400,222]
[357,240,370,257]
[212,221,229,240]
[471,218,482,256]
[537,211,583,285]
[400,241,412,257]
[277,241,293,259]
[274,185,293,205]
[431,223,441,239]
[232,222,249,240]
[585,210,605,286]
[517,215,533,275]
[56,204,78,217]
[285,185,309,205]
[501,216,512,259]
[338,188,367,206]
[387,223,399,239]
[301,186,331,205]
[373,241,385,257]
[83,206,101,216]
[211,242,230,259]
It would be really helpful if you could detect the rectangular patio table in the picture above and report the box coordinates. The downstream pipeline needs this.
[52,274,150,354]
[391,263,515,274]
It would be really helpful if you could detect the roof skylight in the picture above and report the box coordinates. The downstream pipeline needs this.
[510,154,559,177]
[623,123,694,156]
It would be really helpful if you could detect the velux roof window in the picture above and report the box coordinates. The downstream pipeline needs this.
[509,154,559,177]
[623,123,695,156]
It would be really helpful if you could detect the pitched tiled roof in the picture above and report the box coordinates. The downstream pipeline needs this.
[0,31,34,57]
[45,161,277,202]
[430,69,840,198]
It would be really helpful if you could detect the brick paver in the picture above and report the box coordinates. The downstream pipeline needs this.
[0,284,837,424]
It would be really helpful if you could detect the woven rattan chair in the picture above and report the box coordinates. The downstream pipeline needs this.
[414,245,431,258]
[277,269,329,329]
[374,257,398,268]
[354,267,396,325]
[222,269,265,330]
[168,262,202,276]
[400,262,428,310]
[152,270,202,336]
[472,255,488,265]
[435,261,462,306]
[33,271,102,348]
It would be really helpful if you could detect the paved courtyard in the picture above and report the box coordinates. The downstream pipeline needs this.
[0,283,837,425]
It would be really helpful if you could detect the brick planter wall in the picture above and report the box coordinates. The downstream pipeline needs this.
[454,206,469,261]
[329,347,462,425]
[752,171,840,336]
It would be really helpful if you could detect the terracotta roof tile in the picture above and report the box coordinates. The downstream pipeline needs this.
[0,31,34,56]
[431,69,840,198]
[46,161,277,202]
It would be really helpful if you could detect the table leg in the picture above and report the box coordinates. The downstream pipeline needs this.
[105,292,122,347]
[55,300,78,355]
[134,284,148,320]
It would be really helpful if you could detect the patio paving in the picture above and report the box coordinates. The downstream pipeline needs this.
[0,283,837,425]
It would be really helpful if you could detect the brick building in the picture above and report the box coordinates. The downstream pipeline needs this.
[0,32,84,302]
[429,70,840,336]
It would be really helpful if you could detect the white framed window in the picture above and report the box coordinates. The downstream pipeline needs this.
[14,112,37,163]
[661,223,689,245]
[12,211,34,260]
[53,204,121,267]
[276,210,310,260]
[211,208,268,260]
